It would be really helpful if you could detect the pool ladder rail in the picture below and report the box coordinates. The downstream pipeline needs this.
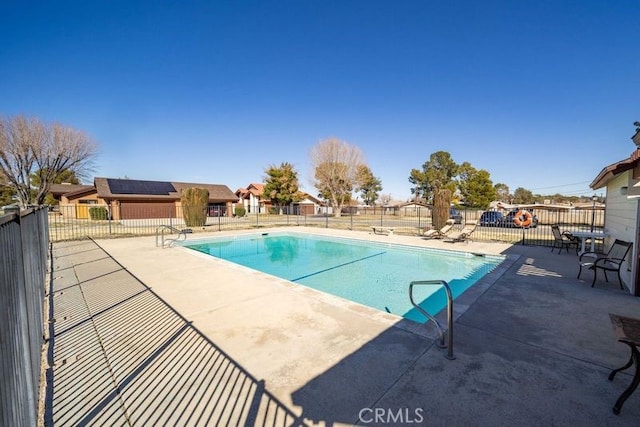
[155,225,191,248]
[409,280,455,360]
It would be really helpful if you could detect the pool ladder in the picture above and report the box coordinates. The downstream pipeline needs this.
[155,225,190,248]
[409,280,455,360]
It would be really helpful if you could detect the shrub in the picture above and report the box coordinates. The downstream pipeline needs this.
[234,206,246,217]
[433,189,451,230]
[89,206,108,220]
[181,187,209,227]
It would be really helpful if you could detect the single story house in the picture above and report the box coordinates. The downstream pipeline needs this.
[393,201,430,217]
[49,183,96,205]
[57,177,238,220]
[590,128,640,295]
[296,193,324,215]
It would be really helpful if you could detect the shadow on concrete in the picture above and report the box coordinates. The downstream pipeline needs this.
[289,245,640,426]
[45,240,305,426]
[290,326,432,426]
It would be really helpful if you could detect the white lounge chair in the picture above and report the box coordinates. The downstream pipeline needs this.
[445,220,477,243]
[423,219,455,239]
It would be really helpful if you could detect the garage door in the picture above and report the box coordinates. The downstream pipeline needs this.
[120,202,176,219]
[299,204,315,215]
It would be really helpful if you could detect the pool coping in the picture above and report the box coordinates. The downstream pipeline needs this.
[173,227,518,340]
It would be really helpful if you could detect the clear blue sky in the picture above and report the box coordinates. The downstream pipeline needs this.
[1,1,638,201]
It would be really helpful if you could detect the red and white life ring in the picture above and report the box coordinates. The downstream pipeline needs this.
[513,210,533,227]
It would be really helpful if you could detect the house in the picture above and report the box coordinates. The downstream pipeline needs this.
[296,192,324,215]
[52,183,106,219]
[49,183,96,204]
[394,201,430,217]
[235,183,325,215]
[57,177,238,220]
[235,183,270,213]
[589,128,640,295]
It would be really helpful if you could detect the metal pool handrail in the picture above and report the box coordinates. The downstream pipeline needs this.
[409,280,455,360]
[155,225,189,248]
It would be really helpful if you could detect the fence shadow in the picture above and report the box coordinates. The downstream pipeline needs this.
[45,240,304,426]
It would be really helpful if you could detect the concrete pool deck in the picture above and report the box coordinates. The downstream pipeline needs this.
[47,227,640,426]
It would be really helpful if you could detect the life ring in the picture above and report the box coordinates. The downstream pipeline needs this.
[513,210,533,227]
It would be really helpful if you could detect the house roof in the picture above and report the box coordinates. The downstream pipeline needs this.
[396,201,430,208]
[590,148,640,189]
[94,177,238,202]
[235,188,250,197]
[235,183,265,199]
[247,183,264,196]
[297,192,323,205]
[48,183,95,197]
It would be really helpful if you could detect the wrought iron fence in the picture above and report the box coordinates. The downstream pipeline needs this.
[47,204,605,250]
[0,206,49,427]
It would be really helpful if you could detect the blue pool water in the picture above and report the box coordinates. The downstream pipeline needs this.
[183,232,504,323]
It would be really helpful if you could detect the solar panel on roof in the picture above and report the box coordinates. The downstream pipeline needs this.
[106,179,176,195]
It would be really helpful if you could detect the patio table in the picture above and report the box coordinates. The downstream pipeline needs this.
[571,230,605,255]
[609,313,640,414]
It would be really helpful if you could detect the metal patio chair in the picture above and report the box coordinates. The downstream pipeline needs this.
[550,224,580,254]
[577,239,633,288]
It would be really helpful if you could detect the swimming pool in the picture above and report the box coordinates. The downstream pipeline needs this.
[183,232,504,323]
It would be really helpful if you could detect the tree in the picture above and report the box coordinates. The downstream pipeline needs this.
[32,168,81,205]
[355,165,382,206]
[457,162,495,208]
[32,168,80,187]
[379,193,392,206]
[409,151,458,203]
[310,137,366,217]
[0,181,15,206]
[513,187,535,204]
[263,162,304,211]
[494,183,510,203]
[0,115,97,207]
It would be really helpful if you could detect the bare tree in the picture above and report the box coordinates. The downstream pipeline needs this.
[379,193,392,206]
[0,115,98,207]
[310,137,365,217]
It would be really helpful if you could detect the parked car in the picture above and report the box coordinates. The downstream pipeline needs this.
[449,208,463,224]
[479,211,504,226]
[500,209,539,228]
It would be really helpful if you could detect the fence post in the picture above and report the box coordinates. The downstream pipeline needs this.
[350,208,353,230]
[325,206,328,228]
[108,204,113,236]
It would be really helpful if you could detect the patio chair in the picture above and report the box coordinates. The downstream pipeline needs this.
[550,224,580,254]
[577,239,633,288]
[422,219,455,239]
[445,220,477,243]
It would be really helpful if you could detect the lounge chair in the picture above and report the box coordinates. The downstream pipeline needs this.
[445,220,477,243]
[422,219,455,239]
[577,239,633,288]
[551,224,580,254]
